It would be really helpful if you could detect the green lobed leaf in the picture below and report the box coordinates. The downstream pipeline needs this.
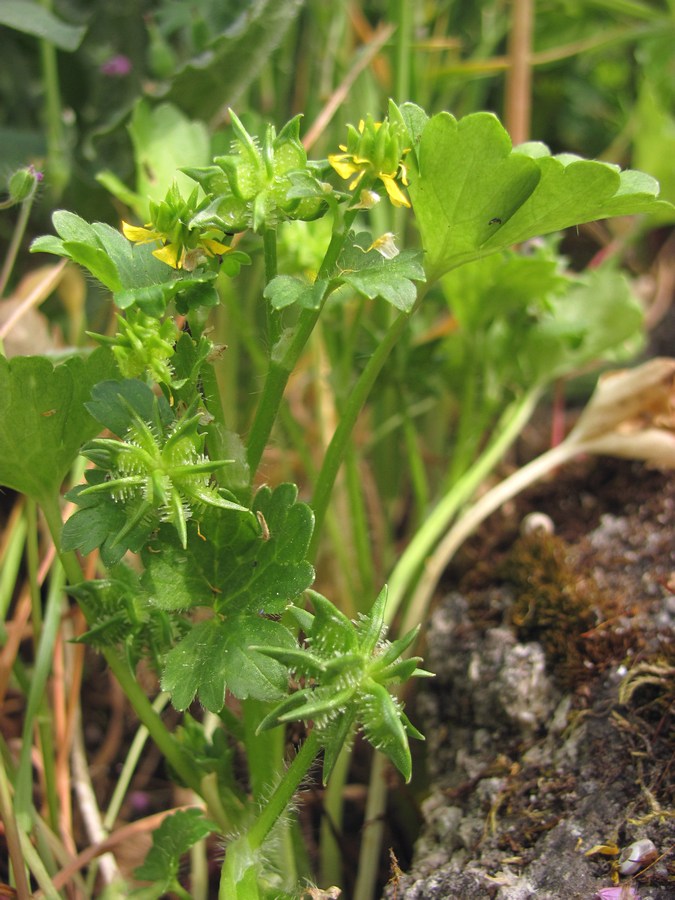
[135,808,218,889]
[0,1,86,51]
[160,614,296,710]
[408,111,674,281]
[89,223,169,291]
[70,568,180,671]
[0,349,117,505]
[121,101,211,221]
[141,483,314,615]
[28,235,66,256]
[30,211,123,291]
[336,236,426,312]
[62,242,122,291]
[264,274,325,311]
[522,267,645,382]
[62,477,155,567]
[85,379,174,437]
[115,271,218,315]
[31,211,176,298]
[440,249,567,333]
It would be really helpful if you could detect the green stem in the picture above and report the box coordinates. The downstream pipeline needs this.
[262,227,281,347]
[344,443,375,605]
[0,190,37,298]
[247,729,320,851]
[352,751,388,900]
[189,835,209,900]
[218,731,322,899]
[103,693,170,832]
[39,0,69,196]
[14,555,64,832]
[399,385,430,532]
[385,386,542,626]
[102,653,204,797]
[393,0,413,104]
[0,753,31,898]
[39,494,208,810]
[0,506,27,636]
[246,305,322,477]
[443,351,480,491]
[309,288,427,560]
[241,700,299,886]
[402,433,579,638]
[26,499,61,833]
[202,358,237,485]
[19,830,61,900]
[319,739,352,888]
[246,210,358,479]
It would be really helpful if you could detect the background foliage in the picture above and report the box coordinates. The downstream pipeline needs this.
[1,1,673,898]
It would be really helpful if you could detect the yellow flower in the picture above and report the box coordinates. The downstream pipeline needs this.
[328,117,411,208]
[121,221,231,270]
[378,172,409,208]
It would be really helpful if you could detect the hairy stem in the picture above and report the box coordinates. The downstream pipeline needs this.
[247,729,320,851]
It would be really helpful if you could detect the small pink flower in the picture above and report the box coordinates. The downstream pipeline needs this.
[100,55,132,76]
[594,885,639,900]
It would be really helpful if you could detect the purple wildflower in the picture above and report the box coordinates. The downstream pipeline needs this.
[100,55,132,77]
[595,885,639,899]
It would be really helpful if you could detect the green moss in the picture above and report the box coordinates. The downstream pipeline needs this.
[503,531,602,689]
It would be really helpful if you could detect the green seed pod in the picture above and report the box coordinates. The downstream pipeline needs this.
[8,166,41,203]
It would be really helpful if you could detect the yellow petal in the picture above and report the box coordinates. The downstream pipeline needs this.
[122,221,160,243]
[201,238,231,256]
[367,232,399,259]
[328,154,360,181]
[354,189,381,209]
[152,243,182,268]
[347,169,367,191]
[380,174,411,208]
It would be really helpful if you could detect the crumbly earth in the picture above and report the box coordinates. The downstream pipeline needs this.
[384,457,674,900]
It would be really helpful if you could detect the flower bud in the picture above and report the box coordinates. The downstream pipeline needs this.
[8,165,42,203]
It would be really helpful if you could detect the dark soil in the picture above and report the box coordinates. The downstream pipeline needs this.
[383,457,674,900]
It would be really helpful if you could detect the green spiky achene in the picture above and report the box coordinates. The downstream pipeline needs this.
[253,586,432,783]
